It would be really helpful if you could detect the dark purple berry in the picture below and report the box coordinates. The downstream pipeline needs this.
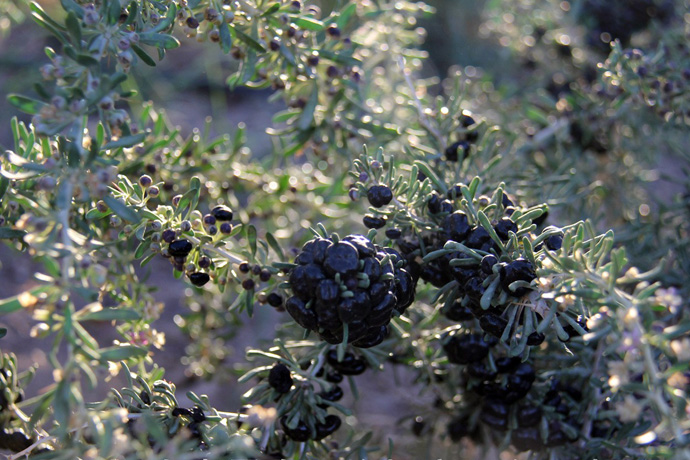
[363,214,386,229]
[268,363,293,393]
[500,258,536,297]
[220,222,233,234]
[239,262,250,273]
[480,314,508,338]
[367,185,393,208]
[198,256,211,269]
[517,405,542,427]
[281,416,310,442]
[527,331,545,346]
[189,272,210,287]
[168,239,193,257]
[323,242,359,276]
[327,350,367,375]
[443,332,489,364]
[385,228,402,239]
[314,414,341,440]
[444,301,475,321]
[203,214,216,226]
[442,211,471,242]
[512,427,543,452]
[242,278,255,290]
[481,254,498,275]
[162,229,176,243]
[267,293,283,307]
[494,217,517,240]
[285,296,317,330]
[444,140,470,162]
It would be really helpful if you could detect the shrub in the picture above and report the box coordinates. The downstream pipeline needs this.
[0,0,688,458]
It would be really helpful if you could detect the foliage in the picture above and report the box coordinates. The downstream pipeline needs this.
[0,0,688,458]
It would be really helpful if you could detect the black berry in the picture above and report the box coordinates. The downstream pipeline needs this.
[168,239,193,258]
[268,363,293,393]
[367,185,393,208]
[188,272,210,287]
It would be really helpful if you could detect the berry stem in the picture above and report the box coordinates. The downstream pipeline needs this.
[186,235,244,265]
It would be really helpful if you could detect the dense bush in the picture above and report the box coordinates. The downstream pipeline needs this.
[0,0,689,458]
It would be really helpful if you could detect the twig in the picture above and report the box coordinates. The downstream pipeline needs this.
[396,55,447,151]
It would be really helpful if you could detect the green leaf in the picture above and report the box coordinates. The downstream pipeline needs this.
[103,195,141,223]
[131,44,156,66]
[0,286,51,314]
[261,3,281,16]
[0,228,26,239]
[247,224,257,256]
[80,308,142,322]
[0,176,8,201]
[218,24,232,54]
[7,94,46,115]
[76,53,100,67]
[107,0,121,24]
[292,16,324,30]
[138,32,180,49]
[233,27,266,52]
[266,232,284,260]
[103,133,146,149]
[65,11,81,45]
[336,3,357,28]
[99,345,148,362]
[298,84,318,130]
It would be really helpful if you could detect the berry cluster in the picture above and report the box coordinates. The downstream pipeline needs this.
[265,351,368,444]
[442,329,581,451]
[158,205,235,287]
[285,234,416,347]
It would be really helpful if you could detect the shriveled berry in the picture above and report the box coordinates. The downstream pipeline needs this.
[480,313,508,338]
[290,263,326,299]
[286,296,317,330]
[494,217,517,240]
[367,185,393,208]
[500,258,536,297]
[269,363,293,393]
[363,214,387,229]
[465,226,491,249]
[189,272,210,287]
[443,332,489,364]
[442,211,471,242]
[323,242,359,276]
[168,239,193,257]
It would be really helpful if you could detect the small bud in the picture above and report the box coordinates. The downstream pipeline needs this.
[148,186,160,198]
[180,220,192,232]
